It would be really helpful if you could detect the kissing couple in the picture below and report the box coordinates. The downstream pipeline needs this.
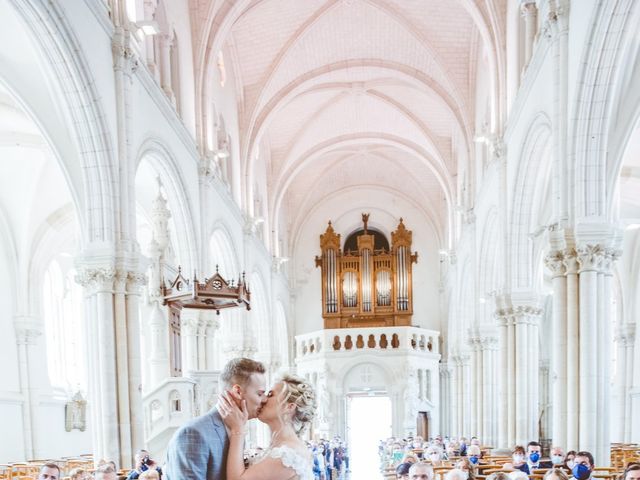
[165,357,316,480]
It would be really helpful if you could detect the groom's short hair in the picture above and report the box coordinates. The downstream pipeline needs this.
[221,358,265,389]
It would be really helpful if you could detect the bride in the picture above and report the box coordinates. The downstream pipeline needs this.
[218,374,316,480]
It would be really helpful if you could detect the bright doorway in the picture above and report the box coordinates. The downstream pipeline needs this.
[347,395,392,479]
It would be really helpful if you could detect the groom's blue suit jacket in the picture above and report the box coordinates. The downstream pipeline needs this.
[165,407,229,480]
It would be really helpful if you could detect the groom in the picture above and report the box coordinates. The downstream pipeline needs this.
[165,358,267,480]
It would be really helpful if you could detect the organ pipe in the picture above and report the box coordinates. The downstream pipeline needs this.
[315,215,418,329]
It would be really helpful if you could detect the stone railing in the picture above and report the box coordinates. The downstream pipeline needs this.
[295,326,439,359]
[142,376,197,448]
[141,371,223,457]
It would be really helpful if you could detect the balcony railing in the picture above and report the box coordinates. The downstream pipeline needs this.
[295,326,439,359]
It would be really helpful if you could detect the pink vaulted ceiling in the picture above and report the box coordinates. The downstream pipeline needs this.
[208,0,504,247]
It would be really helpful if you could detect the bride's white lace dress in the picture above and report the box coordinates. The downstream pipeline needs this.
[254,445,314,480]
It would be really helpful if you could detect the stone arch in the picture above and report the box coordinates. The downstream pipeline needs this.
[208,224,240,280]
[5,0,116,245]
[572,1,640,219]
[510,112,552,289]
[135,137,198,272]
[28,205,78,317]
[605,28,640,219]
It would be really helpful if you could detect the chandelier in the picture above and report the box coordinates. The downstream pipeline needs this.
[162,266,250,314]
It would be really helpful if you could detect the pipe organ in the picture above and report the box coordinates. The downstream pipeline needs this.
[315,214,418,328]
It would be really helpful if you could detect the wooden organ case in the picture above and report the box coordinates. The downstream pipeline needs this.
[315,214,418,328]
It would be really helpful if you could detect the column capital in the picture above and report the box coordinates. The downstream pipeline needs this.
[544,250,566,277]
[75,266,117,290]
[14,325,43,346]
[576,244,606,273]
[562,248,579,274]
[520,1,537,17]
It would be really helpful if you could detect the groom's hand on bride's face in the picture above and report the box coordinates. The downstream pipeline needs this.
[228,386,243,408]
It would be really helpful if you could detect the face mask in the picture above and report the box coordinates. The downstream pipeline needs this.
[430,454,440,461]
[551,455,564,465]
[461,473,469,480]
[513,454,524,463]
[470,456,479,464]
[572,464,591,480]
[567,460,575,469]
[529,452,541,463]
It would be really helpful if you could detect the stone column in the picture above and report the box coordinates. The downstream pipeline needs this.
[159,33,174,102]
[624,327,635,442]
[563,248,580,448]
[539,360,551,440]
[521,1,538,68]
[204,312,220,370]
[468,332,480,437]
[514,310,529,444]
[142,0,158,78]
[528,313,541,441]
[460,354,471,436]
[181,310,200,373]
[125,272,145,455]
[614,327,632,441]
[148,301,169,385]
[544,250,567,447]
[480,338,489,443]
[496,313,509,448]
[439,362,451,437]
[450,356,459,436]
[14,324,42,460]
[577,245,604,456]
[77,267,119,464]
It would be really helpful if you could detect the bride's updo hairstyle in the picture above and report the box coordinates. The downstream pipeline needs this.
[279,374,316,435]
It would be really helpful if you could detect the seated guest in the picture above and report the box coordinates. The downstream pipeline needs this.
[564,451,577,471]
[38,463,61,480]
[508,471,529,480]
[69,468,89,480]
[396,462,413,480]
[456,457,477,480]
[447,468,471,480]
[127,450,162,479]
[571,451,595,480]
[95,465,118,480]
[527,441,552,470]
[467,445,482,466]
[446,438,461,459]
[488,473,511,480]
[621,463,640,480]
[409,463,434,480]
[544,467,570,480]
[425,446,445,466]
[504,446,528,473]
[549,446,565,468]
[403,453,420,464]
[459,437,468,456]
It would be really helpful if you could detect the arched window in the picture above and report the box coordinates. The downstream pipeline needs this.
[43,259,86,392]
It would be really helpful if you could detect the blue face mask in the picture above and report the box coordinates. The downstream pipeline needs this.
[572,464,591,480]
[529,452,540,463]
[470,456,479,464]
